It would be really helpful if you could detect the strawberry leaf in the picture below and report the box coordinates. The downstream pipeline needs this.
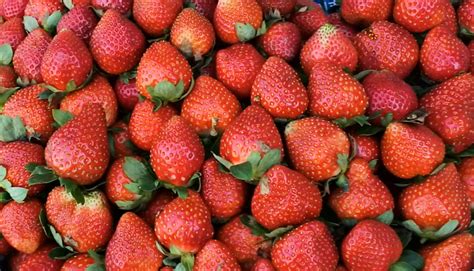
[43,11,62,34]
[123,157,156,189]
[0,177,28,203]
[255,149,281,177]
[240,214,268,236]
[264,225,293,239]
[38,208,52,238]
[0,166,6,180]
[389,262,416,271]
[236,23,257,42]
[433,220,459,239]
[63,0,74,10]
[212,153,233,170]
[87,250,105,271]
[0,192,10,203]
[0,44,13,65]
[368,159,378,170]
[0,87,19,111]
[396,250,424,270]
[353,70,374,81]
[59,178,85,204]
[49,247,76,260]
[52,109,74,127]
[0,116,27,142]
[229,162,253,182]
[376,209,394,225]
[23,16,40,33]
[180,253,194,271]
[395,227,413,248]
[27,164,58,185]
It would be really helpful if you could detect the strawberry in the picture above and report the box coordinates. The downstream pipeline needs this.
[341,220,403,271]
[420,233,474,271]
[291,5,329,38]
[329,158,394,221]
[193,240,241,271]
[181,75,242,136]
[40,29,93,92]
[46,186,113,252]
[60,74,118,127]
[132,0,182,37]
[2,0,28,20]
[91,0,132,14]
[155,190,213,253]
[106,212,163,271]
[301,23,358,74]
[90,9,146,75]
[251,258,275,271]
[458,158,474,208]
[56,6,98,42]
[150,116,204,187]
[138,189,175,226]
[45,103,110,185]
[213,0,263,44]
[201,158,247,220]
[285,117,350,182]
[109,121,135,158]
[170,8,215,60]
[251,56,308,119]
[13,28,51,84]
[0,66,16,88]
[362,70,418,124]
[393,0,445,33]
[459,0,474,35]
[71,0,91,7]
[129,100,177,151]
[252,165,322,230]
[350,134,379,162]
[114,77,139,112]
[258,22,302,62]
[353,21,419,79]
[61,253,96,271]
[0,17,26,51]
[24,0,64,25]
[327,13,357,40]
[0,199,45,254]
[420,26,470,82]
[9,243,64,271]
[470,41,474,73]
[271,221,338,271]
[189,0,217,21]
[136,41,192,103]
[215,43,265,99]
[257,0,296,15]
[341,0,392,25]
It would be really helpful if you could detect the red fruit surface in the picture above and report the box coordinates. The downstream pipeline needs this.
[291,5,328,38]
[259,22,302,62]
[138,190,175,227]
[56,7,98,42]
[13,29,51,83]
[0,66,16,88]
[0,17,26,51]
[193,240,241,271]
[10,243,63,271]
[132,0,183,37]
[341,0,393,25]
[1,0,28,20]
[91,0,132,14]
[114,78,139,112]
[393,0,445,33]
[458,158,474,208]
[420,233,474,271]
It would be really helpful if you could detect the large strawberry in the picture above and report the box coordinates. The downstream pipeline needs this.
[90,9,146,75]
[420,233,474,270]
[114,77,139,112]
[106,212,163,271]
[9,243,63,271]
[459,0,474,35]
[353,21,419,79]
[193,240,240,271]
[341,0,392,25]
[393,0,445,33]
[459,158,474,208]
[24,0,64,25]
[91,0,132,14]
[56,6,98,42]
[0,17,26,51]
[132,0,182,36]
[257,0,296,15]
[1,0,28,20]
[259,22,302,62]
[138,190,175,226]
[291,5,328,38]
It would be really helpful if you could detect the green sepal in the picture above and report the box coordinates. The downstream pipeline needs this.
[0,192,10,203]
[146,79,190,109]
[355,125,385,136]
[396,250,424,270]
[368,159,378,170]
[402,219,459,243]
[52,109,74,128]
[236,23,257,42]
[107,133,116,158]
[119,70,137,84]
[353,70,375,81]
[27,164,58,185]
[43,11,62,34]
[0,116,27,142]
[39,208,52,238]
[0,44,13,65]
[123,157,156,190]
[264,225,293,239]
[240,214,269,236]
[380,113,394,127]
[23,16,40,33]
[59,178,85,204]
[86,250,106,271]
[0,87,19,111]
[395,227,413,248]
[49,247,76,260]
[38,89,68,107]
[460,27,474,37]
[180,253,194,271]
[333,115,371,129]
[0,180,28,203]
[389,262,416,271]
[376,209,394,225]
[63,0,74,10]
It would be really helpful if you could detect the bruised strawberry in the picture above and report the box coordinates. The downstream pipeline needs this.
[291,5,328,38]
[109,121,134,158]
[458,158,474,208]
[341,0,392,25]
[393,0,445,33]
[91,0,132,14]
[132,0,182,36]
[257,0,295,15]
[1,0,28,20]
[194,240,240,271]
[259,22,302,62]
[138,190,175,227]
[114,78,139,112]
[0,18,26,51]
[56,6,98,42]
[459,0,474,35]
[251,258,275,271]
[24,0,64,25]
[9,243,63,271]
[61,253,95,271]
[420,233,474,271]
[350,134,379,162]
[327,13,357,40]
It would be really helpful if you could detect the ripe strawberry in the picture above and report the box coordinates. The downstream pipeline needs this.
[0,66,16,88]
[214,0,263,44]
[0,17,26,51]
[194,240,241,271]
[150,116,204,187]
[71,0,91,7]
[91,0,132,14]
[129,100,177,151]
[459,0,474,34]
[470,41,474,73]
[327,13,357,40]
[341,220,403,271]
[181,75,242,136]
[201,158,247,219]
[362,70,418,124]
[56,6,98,42]
[291,5,329,38]
[138,189,175,226]
[114,77,139,111]
[251,56,308,119]
[341,0,392,25]
[285,117,350,182]
[329,158,394,221]
[420,26,470,82]
[90,9,145,75]
[61,254,95,271]
[155,190,213,253]
[24,0,64,23]
[60,75,118,127]
[46,186,113,252]
[271,221,338,271]
[109,121,135,158]
[350,134,379,162]
[106,212,163,271]
[420,233,474,271]
[458,158,474,208]
[41,29,93,91]
[215,43,265,99]
[170,8,215,60]
[9,243,63,271]
[0,199,45,254]
[257,0,296,15]
[132,0,182,36]
[301,23,358,74]
[353,21,419,79]
[2,0,28,20]
[45,103,110,185]
[438,0,457,33]
[393,0,445,33]
[189,0,217,21]
[251,258,275,271]
[219,105,283,165]
[259,22,302,62]
[13,28,51,84]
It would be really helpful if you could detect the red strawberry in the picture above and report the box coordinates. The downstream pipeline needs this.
[459,0,474,34]
[327,13,357,40]
[420,26,470,82]
[285,117,350,182]
[350,134,379,162]
[150,116,204,187]
[129,100,177,151]
[189,0,217,21]
[61,253,95,271]
[194,240,241,271]
[24,0,64,25]
[291,5,329,38]
[251,258,275,271]
[114,77,139,112]
[271,221,338,271]
[301,23,358,74]
[0,219,11,255]
[170,8,215,60]
[251,56,308,119]
[213,0,263,44]
[45,103,110,185]
[438,0,457,34]
[353,21,419,79]
[0,17,26,51]
[56,7,98,42]
[155,190,213,253]
[60,75,118,127]
[109,121,135,158]
[458,158,474,208]
[362,70,418,124]
[138,189,175,226]
[71,0,91,7]
[341,220,403,271]
[201,158,247,220]
[46,186,113,252]
[2,0,28,20]
[259,22,302,62]
[90,9,145,75]
[132,0,182,36]
[420,233,474,271]
[0,199,45,254]
[40,29,93,91]
[91,0,132,14]
[257,0,296,15]
[0,66,16,88]
[215,43,265,99]
[106,212,163,271]
[181,75,242,136]
[9,243,63,271]
[393,0,445,33]
[470,41,474,73]
[341,0,393,25]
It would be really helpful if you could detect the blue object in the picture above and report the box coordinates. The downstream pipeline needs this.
[314,0,340,13]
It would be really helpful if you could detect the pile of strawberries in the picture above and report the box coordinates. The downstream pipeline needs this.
[0,0,473,270]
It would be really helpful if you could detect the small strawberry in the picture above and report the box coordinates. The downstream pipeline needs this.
[459,0,474,35]
[0,17,26,51]
[271,221,338,271]
[285,117,350,182]
[257,0,296,15]
[251,56,308,119]
[24,0,64,25]
[393,0,445,33]
[353,21,419,79]
[114,77,139,112]
[138,189,175,226]
[291,5,329,38]
[109,121,135,158]
[1,0,28,20]
[194,240,241,271]
[458,158,474,208]
[350,133,379,162]
[258,22,302,62]
[91,0,132,14]
[251,258,275,271]
[215,43,265,99]
[56,6,98,42]
[341,0,392,25]
[9,243,63,271]
[132,0,183,36]
[327,13,357,40]
[90,9,146,75]
[61,253,96,271]
[106,212,163,271]
[420,233,474,270]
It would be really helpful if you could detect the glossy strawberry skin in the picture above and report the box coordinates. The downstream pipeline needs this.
[1,0,28,20]
[110,121,135,158]
[458,158,474,208]
[350,134,379,162]
[291,6,329,38]
[138,190,175,226]
[327,13,357,40]
[420,233,474,271]
[24,0,64,25]
[470,41,474,73]
[9,243,64,271]
[194,240,241,271]
[259,22,302,62]
[0,66,16,88]
[341,0,393,25]
[91,0,132,14]
[13,29,51,83]
[114,78,139,112]
[56,6,98,42]
[257,0,296,15]
[105,157,139,206]
[393,0,445,33]
[190,0,217,20]
[61,253,95,271]
[459,0,474,34]
[251,258,276,271]
[0,17,26,51]
[132,0,183,37]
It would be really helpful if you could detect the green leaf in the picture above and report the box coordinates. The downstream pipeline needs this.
[430,163,446,176]
[337,153,349,174]
[0,44,13,65]
[376,209,394,225]
[341,218,357,227]
[256,20,267,36]
[0,166,6,180]
[433,220,459,239]
[107,133,116,158]
[335,174,348,192]
[7,186,28,203]
[353,70,374,81]
[123,157,156,186]
[147,80,185,103]
[0,87,19,109]
[381,113,394,127]
[181,253,194,271]
[255,149,281,177]
[264,226,293,239]
[212,153,233,170]
[49,247,76,260]
[356,125,385,136]
[175,187,188,199]
[239,214,268,236]
[0,116,27,142]
[389,262,416,271]
[174,263,187,271]
[23,16,39,33]
[0,192,11,203]
[235,23,257,42]
[28,165,58,185]
[52,109,73,127]
[115,200,141,210]
[229,162,254,182]
[63,0,74,9]
[368,159,378,170]
[124,183,141,194]
[87,250,104,265]
[65,80,77,92]
[44,11,62,33]
[402,220,424,236]
[39,208,52,238]
[50,225,65,247]
[59,178,84,204]
[398,250,424,270]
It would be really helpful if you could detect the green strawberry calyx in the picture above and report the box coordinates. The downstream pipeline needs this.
[240,214,293,241]
[236,21,267,42]
[402,219,460,244]
[39,208,78,260]
[389,250,424,271]
[0,44,13,66]
[147,78,195,110]
[0,165,28,203]
[156,242,195,271]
